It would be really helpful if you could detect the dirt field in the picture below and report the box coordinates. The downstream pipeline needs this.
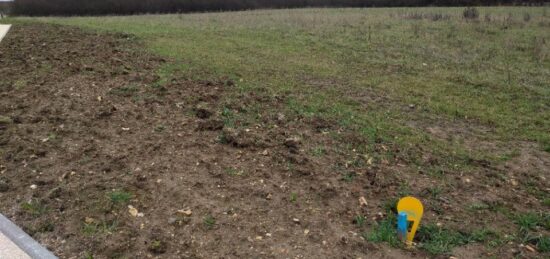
[0,22,548,258]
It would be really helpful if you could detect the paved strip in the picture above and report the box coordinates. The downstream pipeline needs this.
[0,24,11,43]
[0,214,57,259]
[0,232,31,259]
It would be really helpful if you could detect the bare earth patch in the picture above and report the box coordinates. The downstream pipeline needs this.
[0,23,548,258]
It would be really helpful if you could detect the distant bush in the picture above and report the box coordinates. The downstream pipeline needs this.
[463,7,479,20]
[10,0,549,16]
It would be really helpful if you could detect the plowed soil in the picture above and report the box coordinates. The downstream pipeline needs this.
[0,23,548,258]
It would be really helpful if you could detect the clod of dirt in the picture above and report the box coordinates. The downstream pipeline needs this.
[222,128,256,148]
[197,119,224,131]
[46,186,63,199]
[309,117,335,132]
[148,240,167,254]
[284,137,301,150]
[96,106,117,118]
[0,115,12,130]
[224,79,235,86]
[193,103,213,119]
[0,179,9,192]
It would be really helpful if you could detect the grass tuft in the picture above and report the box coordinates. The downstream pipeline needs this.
[364,214,399,247]
[416,224,472,255]
[108,190,133,205]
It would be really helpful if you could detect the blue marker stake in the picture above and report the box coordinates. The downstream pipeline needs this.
[397,212,408,242]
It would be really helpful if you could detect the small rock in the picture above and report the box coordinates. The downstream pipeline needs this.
[524,244,536,252]
[255,236,263,240]
[177,209,192,216]
[292,218,300,224]
[261,150,269,156]
[510,179,518,186]
[30,184,37,190]
[276,113,285,122]
[284,137,301,149]
[304,229,310,235]
[266,193,272,200]
[84,217,95,224]
[359,196,368,207]
[128,205,139,217]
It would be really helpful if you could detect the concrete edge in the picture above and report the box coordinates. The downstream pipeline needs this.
[0,24,11,43]
[0,214,57,259]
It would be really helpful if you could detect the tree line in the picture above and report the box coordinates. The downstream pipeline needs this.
[8,0,548,16]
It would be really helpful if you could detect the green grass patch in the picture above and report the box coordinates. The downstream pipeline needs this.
[82,220,118,235]
[224,167,245,176]
[21,200,48,217]
[108,190,133,205]
[354,215,366,228]
[416,224,479,255]
[203,215,216,229]
[514,212,550,232]
[289,193,298,203]
[536,235,550,253]
[364,214,400,247]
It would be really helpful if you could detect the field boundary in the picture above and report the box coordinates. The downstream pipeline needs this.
[0,213,57,259]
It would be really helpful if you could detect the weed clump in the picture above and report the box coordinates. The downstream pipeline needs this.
[108,190,132,205]
[463,7,479,20]
[203,215,216,229]
[523,13,531,22]
[21,199,48,217]
[364,214,399,247]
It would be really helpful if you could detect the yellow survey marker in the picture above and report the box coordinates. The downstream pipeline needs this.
[397,196,424,246]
